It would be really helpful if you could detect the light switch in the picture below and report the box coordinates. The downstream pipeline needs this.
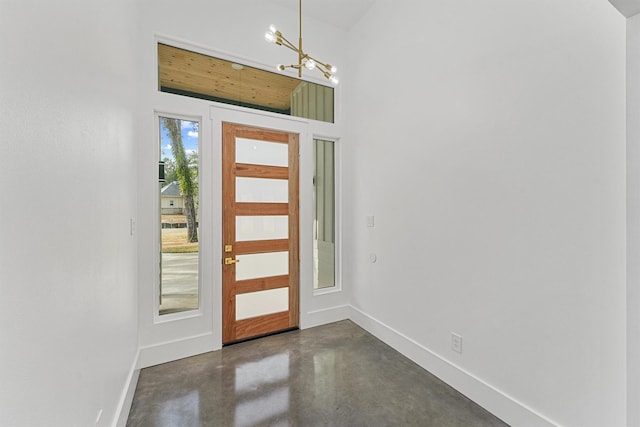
[367,215,375,227]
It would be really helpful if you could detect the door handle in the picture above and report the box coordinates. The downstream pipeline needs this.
[224,257,240,265]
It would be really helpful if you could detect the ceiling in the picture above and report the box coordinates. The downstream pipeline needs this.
[271,0,638,25]
[268,0,376,31]
[609,0,640,17]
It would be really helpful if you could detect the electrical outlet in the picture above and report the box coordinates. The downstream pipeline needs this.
[451,333,463,354]
[366,215,375,227]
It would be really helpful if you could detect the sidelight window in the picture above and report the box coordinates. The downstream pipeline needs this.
[158,116,200,315]
[313,139,336,289]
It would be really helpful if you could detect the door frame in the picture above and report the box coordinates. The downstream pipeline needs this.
[208,103,344,349]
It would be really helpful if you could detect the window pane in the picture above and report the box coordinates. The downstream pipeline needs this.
[236,216,288,241]
[159,117,199,315]
[158,43,335,123]
[236,177,288,203]
[236,138,288,167]
[236,252,289,281]
[236,288,289,321]
[313,139,335,289]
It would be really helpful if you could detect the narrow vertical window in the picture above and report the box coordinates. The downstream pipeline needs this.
[313,139,335,289]
[159,116,200,314]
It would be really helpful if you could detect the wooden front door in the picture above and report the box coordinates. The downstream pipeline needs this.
[222,123,299,344]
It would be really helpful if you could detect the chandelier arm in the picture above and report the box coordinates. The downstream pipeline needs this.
[281,41,301,54]
[277,33,298,51]
[277,32,295,47]
[316,65,331,76]
[280,63,302,71]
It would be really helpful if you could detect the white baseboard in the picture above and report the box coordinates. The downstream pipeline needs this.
[114,349,140,427]
[301,304,350,329]
[348,305,558,427]
[138,332,217,369]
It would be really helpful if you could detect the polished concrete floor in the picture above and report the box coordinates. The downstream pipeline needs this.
[127,321,508,427]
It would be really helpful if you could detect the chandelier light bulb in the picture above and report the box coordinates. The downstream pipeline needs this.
[269,24,278,33]
[265,30,276,43]
[304,58,316,70]
[329,75,339,85]
[329,65,338,74]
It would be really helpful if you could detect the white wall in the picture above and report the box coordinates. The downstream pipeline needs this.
[136,0,349,366]
[627,11,640,427]
[0,1,139,426]
[344,1,627,426]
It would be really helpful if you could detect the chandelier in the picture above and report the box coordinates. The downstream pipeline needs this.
[264,0,339,85]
